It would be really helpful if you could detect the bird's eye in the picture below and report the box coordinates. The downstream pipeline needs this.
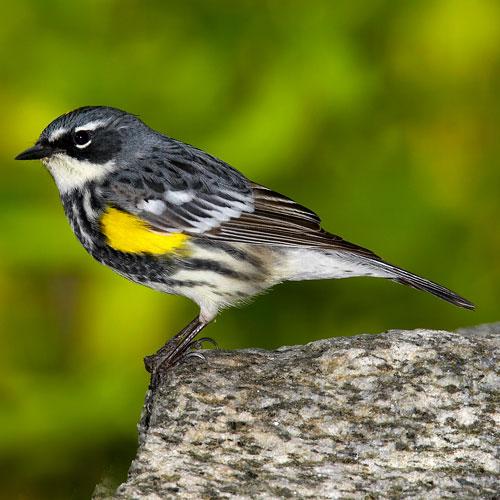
[73,130,92,149]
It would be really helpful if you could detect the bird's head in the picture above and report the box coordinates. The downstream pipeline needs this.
[15,106,150,193]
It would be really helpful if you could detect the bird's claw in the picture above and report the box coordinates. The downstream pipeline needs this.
[182,351,207,362]
[144,333,217,392]
[187,336,218,350]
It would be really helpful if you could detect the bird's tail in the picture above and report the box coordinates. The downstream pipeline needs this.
[281,247,474,310]
[370,259,475,310]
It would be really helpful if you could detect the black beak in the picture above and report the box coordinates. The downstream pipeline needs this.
[15,143,53,161]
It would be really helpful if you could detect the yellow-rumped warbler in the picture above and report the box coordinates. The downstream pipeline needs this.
[16,106,474,378]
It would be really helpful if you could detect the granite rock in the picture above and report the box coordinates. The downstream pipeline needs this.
[110,324,499,499]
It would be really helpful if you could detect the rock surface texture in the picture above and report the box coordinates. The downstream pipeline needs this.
[111,324,499,499]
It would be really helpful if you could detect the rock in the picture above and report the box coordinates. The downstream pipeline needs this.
[110,324,499,499]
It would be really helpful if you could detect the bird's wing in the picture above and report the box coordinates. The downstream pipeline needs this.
[99,141,255,234]
[207,183,381,258]
[99,142,379,259]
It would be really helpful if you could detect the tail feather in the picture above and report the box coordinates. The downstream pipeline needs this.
[375,260,475,310]
[280,247,475,310]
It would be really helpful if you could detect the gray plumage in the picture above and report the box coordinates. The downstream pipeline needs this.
[15,106,474,376]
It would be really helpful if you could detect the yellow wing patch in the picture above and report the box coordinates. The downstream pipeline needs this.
[100,207,188,254]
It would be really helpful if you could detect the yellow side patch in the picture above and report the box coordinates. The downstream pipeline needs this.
[100,207,188,254]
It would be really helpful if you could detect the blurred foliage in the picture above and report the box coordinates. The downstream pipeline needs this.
[0,0,499,498]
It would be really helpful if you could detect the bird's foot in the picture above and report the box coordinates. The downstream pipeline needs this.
[144,335,217,373]
[144,336,218,392]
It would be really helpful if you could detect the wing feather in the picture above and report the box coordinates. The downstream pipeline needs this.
[97,142,379,259]
[204,183,380,258]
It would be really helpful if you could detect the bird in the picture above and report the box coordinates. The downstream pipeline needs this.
[16,106,474,381]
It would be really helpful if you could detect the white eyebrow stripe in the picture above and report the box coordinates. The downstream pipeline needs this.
[48,127,67,142]
[75,119,109,132]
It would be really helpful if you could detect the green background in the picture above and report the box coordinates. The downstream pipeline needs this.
[1,1,499,498]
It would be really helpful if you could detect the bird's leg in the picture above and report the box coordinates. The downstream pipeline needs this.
[141,317,215,431]
[144,316,210,381]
